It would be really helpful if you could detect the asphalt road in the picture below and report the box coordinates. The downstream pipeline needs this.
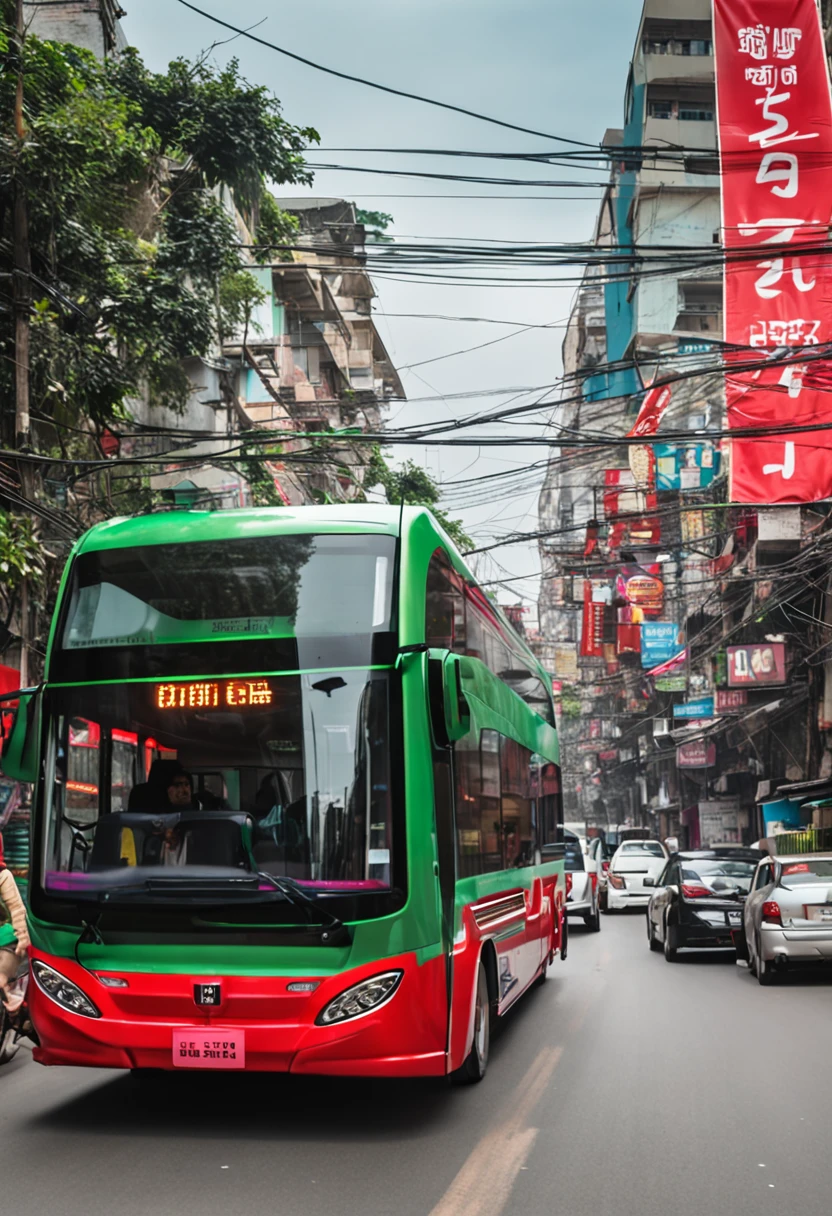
[3,913,832,1216]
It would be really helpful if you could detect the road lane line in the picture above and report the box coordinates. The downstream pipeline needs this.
[428,1046,562,1216]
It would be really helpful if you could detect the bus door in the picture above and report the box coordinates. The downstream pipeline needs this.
[432,747,457,1015]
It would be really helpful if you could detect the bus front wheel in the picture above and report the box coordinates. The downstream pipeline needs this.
[453,962,490,1084]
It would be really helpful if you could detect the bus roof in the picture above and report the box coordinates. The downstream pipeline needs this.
[74,505,405,553]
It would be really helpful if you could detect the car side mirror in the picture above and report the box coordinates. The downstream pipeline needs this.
[643,875,656,888]
[427,650,471,747]
[0,687,41,783]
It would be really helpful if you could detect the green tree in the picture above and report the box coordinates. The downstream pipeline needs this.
[355,207,394,243]
[0,510,45,628]
[363,447,472,550]
[0,16,318,437]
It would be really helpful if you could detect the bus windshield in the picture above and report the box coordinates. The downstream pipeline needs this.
[39,670,397,904]
[60,533,395,650]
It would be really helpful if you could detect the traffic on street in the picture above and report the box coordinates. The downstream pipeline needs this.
[5,0,832,1213]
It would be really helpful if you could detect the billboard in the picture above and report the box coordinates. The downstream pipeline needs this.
[677,740,717,768]
[726,643,787,687]
[714,0,832,502]
[673,697,715,719]
[641,622,682,667]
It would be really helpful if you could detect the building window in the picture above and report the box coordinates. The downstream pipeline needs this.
[680,39,712,55]
[648,99,674,120]
[679,107,714,122]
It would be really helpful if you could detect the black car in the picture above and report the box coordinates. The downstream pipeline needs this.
[645,848,763,961]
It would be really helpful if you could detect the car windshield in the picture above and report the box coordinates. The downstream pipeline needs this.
[39,671,397,904]
[779,859,832,886]
[619,842,665,857]
[680,859,756,893]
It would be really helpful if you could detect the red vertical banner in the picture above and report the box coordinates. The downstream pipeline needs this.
[714,0,832,501]
[580,580,606,658]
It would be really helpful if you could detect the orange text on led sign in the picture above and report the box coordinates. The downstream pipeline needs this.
[155,680,273,710]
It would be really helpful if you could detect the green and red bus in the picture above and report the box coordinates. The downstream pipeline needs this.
[1,505,565,1081]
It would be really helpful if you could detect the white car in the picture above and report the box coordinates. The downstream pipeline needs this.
[604,840,668,911]
[564,829,600,931]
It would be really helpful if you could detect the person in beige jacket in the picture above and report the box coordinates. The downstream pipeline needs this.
[0,859,29,1008]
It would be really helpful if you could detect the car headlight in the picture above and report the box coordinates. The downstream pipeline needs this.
[315,970,403,1026]
[32,960,101,1019]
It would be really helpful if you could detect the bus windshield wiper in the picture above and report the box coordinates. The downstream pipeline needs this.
[258,873,348,943]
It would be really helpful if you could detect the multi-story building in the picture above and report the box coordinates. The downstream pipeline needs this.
[539,0,724,835]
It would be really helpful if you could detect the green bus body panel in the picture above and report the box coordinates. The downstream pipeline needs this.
[33,505,561,974]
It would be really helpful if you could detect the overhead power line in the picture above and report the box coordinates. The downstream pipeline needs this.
[174,0,597,147]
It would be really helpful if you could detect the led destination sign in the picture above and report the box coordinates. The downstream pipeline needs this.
[155,680,274,710]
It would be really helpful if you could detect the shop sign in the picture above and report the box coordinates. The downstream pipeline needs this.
[655,675,687,692]
[625,574,664,615]
[716,688,748,713]
[655,443,720,492]
[641,622,682,667]
[727,643,787,687]
[552,643,579,682]
[714,0,832,502]
[698,798,741,846]
[677,740,717,768]
[580,579,607,658]
[674,697,715,719]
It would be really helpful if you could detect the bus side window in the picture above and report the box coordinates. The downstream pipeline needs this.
[538,762,562,846]
[500,737,534,868]
[426,549,466,652]
[455,729,502,877]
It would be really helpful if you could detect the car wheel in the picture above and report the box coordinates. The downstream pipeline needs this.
[663,917,679,962]
[584,908,600,933]
[560,911,569,961]
[756,936,776,986]
[599,887,608,912]
[454,962,490,1083]
[648,914,662,952]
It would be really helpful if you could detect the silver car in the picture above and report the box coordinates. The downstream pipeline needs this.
[744,852,832,985]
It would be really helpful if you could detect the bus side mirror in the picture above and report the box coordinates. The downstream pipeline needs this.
[427,651,470,746]
[0,689,41,783]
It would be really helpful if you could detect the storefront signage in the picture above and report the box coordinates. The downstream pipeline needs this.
[716,688,748,713]
[625,574,664,615]
[654,443,720,492]
[698,798,741,846]
[726,643,787,687]
[714,0,832,502]
[641,622,682,667]
[677,740,717,768]
[655,676,688,692]
[673,697,715,719]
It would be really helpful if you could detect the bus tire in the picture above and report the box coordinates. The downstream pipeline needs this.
[453,962,490,1084]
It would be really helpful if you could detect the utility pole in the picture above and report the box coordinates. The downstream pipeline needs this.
[13,0,31,455]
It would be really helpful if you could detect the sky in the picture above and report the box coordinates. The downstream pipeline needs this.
[122,0,645,614]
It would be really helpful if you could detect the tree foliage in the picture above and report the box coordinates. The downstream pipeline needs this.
[0,13,318,436]
[0,510,45,626]
[364,448,472,550]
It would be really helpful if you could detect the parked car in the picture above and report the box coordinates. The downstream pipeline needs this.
[563,828,600,932]
[646,848,761,961]
[744,852,832,984]
[604,840,668,912]
[588,836,616,911]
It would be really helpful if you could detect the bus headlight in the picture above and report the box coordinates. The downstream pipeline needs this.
[32,960,101,1019]
[315,970,403,1026]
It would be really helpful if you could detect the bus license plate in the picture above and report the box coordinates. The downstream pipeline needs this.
[172,1029,246,1069]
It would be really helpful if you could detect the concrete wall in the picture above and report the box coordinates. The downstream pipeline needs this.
[28,0,126,58]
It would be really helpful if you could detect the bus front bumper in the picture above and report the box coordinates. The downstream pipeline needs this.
[28,949,448,1077]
